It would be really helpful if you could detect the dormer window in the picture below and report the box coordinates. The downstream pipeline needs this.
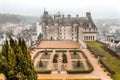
[89,28,91,31]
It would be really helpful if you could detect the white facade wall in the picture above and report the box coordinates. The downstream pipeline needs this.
[42,24,97,41]
[64,26,72,40]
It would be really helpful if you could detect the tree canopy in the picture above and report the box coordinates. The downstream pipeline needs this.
[0,37,37,80]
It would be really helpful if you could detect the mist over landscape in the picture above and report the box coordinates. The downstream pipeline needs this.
[0,0,120,80]
[0,0,120,19]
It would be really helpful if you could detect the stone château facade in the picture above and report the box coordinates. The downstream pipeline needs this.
[41,10,97,42]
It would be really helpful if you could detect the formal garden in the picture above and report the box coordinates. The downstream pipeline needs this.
[33,49,93,74]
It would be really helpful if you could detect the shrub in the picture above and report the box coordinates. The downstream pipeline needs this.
[76,60,81,67]
[39,60,43,67]
[99,58,115,74]
[55,50,67,52]
[36,70,51,74]
[53,54,58,63]
[81,51,87,59]
[62,57,67,63]
[62,53,67,58]
[34,51,40,59]
[53,58,57,63]
[69,50,81,52]
[67,69,93,74]
[54,54,58,58]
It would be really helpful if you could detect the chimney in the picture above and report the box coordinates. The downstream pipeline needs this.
[68,14,71,18]
[59,15,61,17]
[44,11,48,17]
[76,14,79,17]
[86,12,91,17]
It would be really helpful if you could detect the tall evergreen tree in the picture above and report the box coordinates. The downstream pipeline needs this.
[0,37,37,80]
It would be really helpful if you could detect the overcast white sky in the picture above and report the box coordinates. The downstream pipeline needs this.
[0,0,120,19]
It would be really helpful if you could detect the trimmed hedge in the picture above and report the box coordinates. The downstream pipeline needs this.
[69,50,81,52]
[99,58,115,74]
[36,70,51,74]
[40,50,53,53]
[86,59,94,71]
[81,50,94,71]
[67,68,93,74]
[87,45,104,58]
[55,50,67,52]
[101,46,120,59]
[81,51,87,59]
[34,51,40,59]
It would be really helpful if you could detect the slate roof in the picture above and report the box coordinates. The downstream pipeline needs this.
[41,12,97,29]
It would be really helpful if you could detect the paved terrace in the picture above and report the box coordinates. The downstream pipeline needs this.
[36,40,80,49]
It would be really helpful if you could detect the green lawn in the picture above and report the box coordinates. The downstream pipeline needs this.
[86,41,120,80]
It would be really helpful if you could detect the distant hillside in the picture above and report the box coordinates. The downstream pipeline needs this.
[0,13,39,24]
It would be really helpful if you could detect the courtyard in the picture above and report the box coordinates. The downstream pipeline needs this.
[36,40,80,49]
[31,41,112,80]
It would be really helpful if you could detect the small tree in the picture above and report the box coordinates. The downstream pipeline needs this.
[53,58,58,63]
[76,60,81,67]
[39,60,43,67]
[45,49,48,55]
[62,57,67,63]
[73,49,77,55]
[54,54,58,58]
[62,53,67,58]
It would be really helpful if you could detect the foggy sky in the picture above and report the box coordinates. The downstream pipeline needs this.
[0,0,120,19]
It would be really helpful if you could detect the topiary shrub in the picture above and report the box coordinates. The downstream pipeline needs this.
[39,60,43,67]
[45,49,48,55]
[76,60,81,67]
[62,53,67,58]
[73,49,77,55]
[62,57,67,63]
[54,54,58,58]
[53,57,58,63]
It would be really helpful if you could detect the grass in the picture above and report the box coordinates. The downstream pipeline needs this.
[70,52,80,59]
[86,41,120,80]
